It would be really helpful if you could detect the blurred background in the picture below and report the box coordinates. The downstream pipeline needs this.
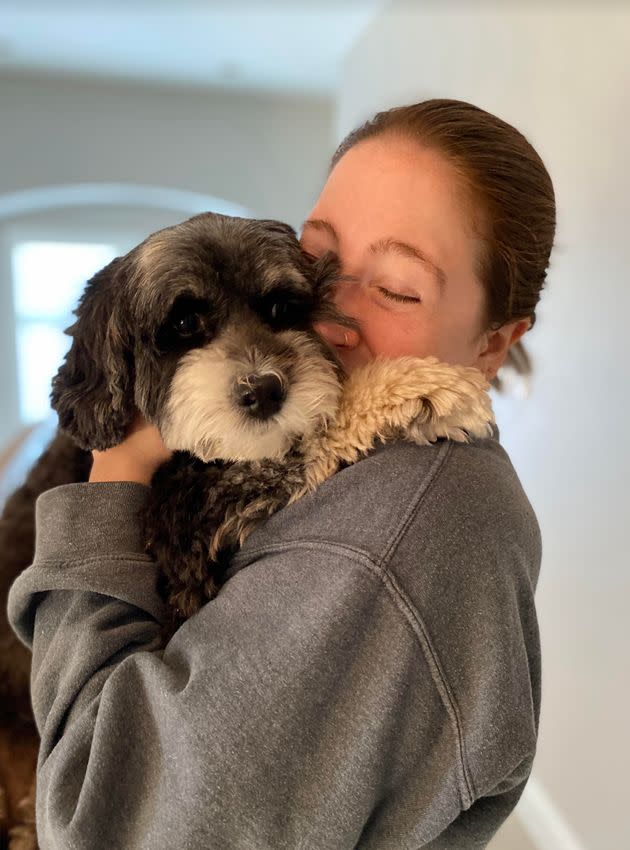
[0,1,628,848]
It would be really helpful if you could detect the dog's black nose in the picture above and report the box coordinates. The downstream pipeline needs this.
[237,373,286,420]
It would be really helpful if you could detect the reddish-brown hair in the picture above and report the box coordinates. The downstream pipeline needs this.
[331,99,556,391]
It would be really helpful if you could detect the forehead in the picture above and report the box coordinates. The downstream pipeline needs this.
[309,136,476,270]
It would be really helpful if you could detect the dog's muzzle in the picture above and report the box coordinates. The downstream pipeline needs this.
[160,327,342,463]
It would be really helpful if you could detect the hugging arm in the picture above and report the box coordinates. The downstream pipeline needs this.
[6,480,463,850]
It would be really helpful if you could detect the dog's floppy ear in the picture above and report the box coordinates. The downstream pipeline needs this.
[50,255,136,451]
[308,250,361,335]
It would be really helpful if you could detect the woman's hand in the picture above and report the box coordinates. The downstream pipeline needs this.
[89,413,173,485]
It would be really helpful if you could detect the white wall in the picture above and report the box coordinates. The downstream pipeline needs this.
[337,5,630,850]
[0,73,334,448]
[0,72,334,227]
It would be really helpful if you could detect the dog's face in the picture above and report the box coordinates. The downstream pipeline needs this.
[51,212,357,460]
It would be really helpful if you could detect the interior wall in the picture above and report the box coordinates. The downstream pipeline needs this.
[336,5,629,850]
[0,72,334,227]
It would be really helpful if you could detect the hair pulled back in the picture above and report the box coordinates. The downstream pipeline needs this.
[331,99,556,391]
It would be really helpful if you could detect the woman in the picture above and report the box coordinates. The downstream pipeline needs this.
[8,99,555,848]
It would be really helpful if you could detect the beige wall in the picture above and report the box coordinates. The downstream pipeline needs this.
[337,4,630,850]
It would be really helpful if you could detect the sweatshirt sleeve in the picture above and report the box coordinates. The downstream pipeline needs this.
[7,481,465,850]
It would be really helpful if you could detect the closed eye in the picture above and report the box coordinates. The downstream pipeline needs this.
[377,287,422,304]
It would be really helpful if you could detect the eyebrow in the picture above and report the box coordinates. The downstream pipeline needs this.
[301,218,447,294]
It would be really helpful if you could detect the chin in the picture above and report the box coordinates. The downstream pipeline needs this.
[335,349,358,374]
[338,348,374,374]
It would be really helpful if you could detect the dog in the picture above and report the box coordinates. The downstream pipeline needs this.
[0,211,494,848]
[0,211,357,848]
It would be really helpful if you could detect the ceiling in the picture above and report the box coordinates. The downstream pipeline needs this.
[0,0,386,95]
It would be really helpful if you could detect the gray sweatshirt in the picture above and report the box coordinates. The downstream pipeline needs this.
[7,425,541,850]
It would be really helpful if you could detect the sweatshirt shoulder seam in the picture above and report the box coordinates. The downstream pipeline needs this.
[380,439,454,564]
[231,536,475,809]
[381,440,476,803]
[382,564,476,807]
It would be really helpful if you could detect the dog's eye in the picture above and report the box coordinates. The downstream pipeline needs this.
[258,291,312,329]
[156,295,211,352]
[267,299,308,328]
[270,302,291,322]
[173,313,202,336]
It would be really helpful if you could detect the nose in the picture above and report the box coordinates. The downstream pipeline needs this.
[236,373,286,420]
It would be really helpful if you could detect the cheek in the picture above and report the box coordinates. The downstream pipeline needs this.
[359,305,442,359]
[366,320,414,356]
[428,318,484,369]
[336,286,470,362]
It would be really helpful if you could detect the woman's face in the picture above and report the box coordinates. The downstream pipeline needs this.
[302,135,527,379]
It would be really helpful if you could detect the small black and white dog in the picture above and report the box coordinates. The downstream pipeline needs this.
[3,213,357,638]
[52,212,351,460]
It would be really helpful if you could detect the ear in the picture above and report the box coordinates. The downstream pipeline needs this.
[477,318,531,381]
[50,256,136,451]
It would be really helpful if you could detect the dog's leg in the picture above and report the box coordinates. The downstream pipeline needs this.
[0,429,90,850]
[141,452,230,622]
[141,453,307,623]
[0,728,38,850]
[207,455,307,563]
[0,430,92,723]
[7,767,37,850]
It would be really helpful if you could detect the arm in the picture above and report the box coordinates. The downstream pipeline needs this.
[7,481,462,850]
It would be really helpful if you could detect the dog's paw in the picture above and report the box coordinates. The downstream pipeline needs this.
[140,452,232,617]
[142,452,223,550]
